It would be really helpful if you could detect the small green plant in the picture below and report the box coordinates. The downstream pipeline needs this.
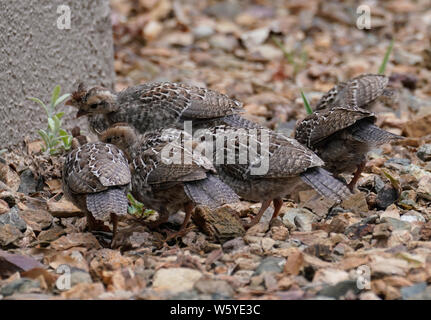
[272,36,308,76]
[378,39,394,75]
[28,85,72,155]
[127,193,155,218]
[301,90,313,115]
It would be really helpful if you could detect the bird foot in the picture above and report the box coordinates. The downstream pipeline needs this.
[165,226,193,241]
[87,220,111,233]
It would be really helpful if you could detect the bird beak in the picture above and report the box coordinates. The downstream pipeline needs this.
[76,110,88,118]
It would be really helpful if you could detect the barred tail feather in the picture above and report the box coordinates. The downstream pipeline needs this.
[86,187,128,220]
[351,122,403,145]
[300,167,351,201]
[184,174,240,208]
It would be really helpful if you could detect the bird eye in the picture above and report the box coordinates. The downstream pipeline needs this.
[106,138,112,143]
[90,103,99,109]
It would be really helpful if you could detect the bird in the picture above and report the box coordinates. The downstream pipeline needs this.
[294,105,403,190]
[99,125,240,239]
[62,139,131,246]
[315,74,391,111]
[87,114,110,137]
[195,124,352,228]
[65,82,251,135]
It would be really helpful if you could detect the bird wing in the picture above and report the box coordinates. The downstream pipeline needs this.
[136,82,243,120]
[263,133,324,177]
[63,143,130,194]
[315,74,388,111]
[133,130,213,185]
[294,107,375,147]
[212,127,324,179]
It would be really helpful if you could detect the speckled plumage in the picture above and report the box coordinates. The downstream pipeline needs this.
[315,74,389,111]
[100,126,240,233]
[67,82,246,135]
[294,106,402,185]
[87,114,110,136]
[200,125,351,226]
[62,141,131,240]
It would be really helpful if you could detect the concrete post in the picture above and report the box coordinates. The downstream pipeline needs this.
[0,0,115,147]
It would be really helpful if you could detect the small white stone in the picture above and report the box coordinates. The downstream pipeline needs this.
[152,268,203,294]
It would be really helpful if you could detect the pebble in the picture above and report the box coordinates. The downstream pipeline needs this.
[313,268,349,286]
[20,210,52,232]
[70,268,93,287]
[17,169,39,194]
[222,237,246,253]
[317,280,360,299]
[381,217,412,231]
[194,279,234,298]
[254,257,285,275]
[261,237,275,252]
[0,223,23,247]
[417,144,431,162]
[0,190,16,207]
[152,268,203,294]
[376,185,398,210]
[401,282,428,300]
[417,176,431,200]
[401,210,425,223]
[209,34,238,52]
[380,204,400,219]
[282,208,317,232]
[0,278,41,297]
[0,199,9,214]
[240,28,270,49]
[192,25,215,39]
[0,206,27,231]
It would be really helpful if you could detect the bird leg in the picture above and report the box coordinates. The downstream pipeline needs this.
[347,161,366,191]
[270,197,284,222]
[245,199,272,229]
[110,213,118,247]
[86,213,111,233]
[165,202,194,241]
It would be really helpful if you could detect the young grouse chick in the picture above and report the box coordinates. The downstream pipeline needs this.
[62,140,131,245]
[66,82,249,135]
[294,106,402,190]
[315,74,390,111]
[100,125,240,238]
[199,125,352,228]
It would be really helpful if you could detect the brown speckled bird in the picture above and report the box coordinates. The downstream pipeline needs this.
[294,106,402,190]
[199,125,352,228]
[66,82,249,135]
[315,74,390,111]
[62,140,131,244]
[100,125,240,238]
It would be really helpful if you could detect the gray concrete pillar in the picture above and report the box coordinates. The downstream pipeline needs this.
[0,0,115,147]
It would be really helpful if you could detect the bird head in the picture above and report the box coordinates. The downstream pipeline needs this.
[100,124,137,157]
[66,83,117,118]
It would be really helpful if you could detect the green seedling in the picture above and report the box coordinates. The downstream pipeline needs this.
[28,85,72,155]
[378,39,394,75]
[127,193,155,218]
[301,90,313,115]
